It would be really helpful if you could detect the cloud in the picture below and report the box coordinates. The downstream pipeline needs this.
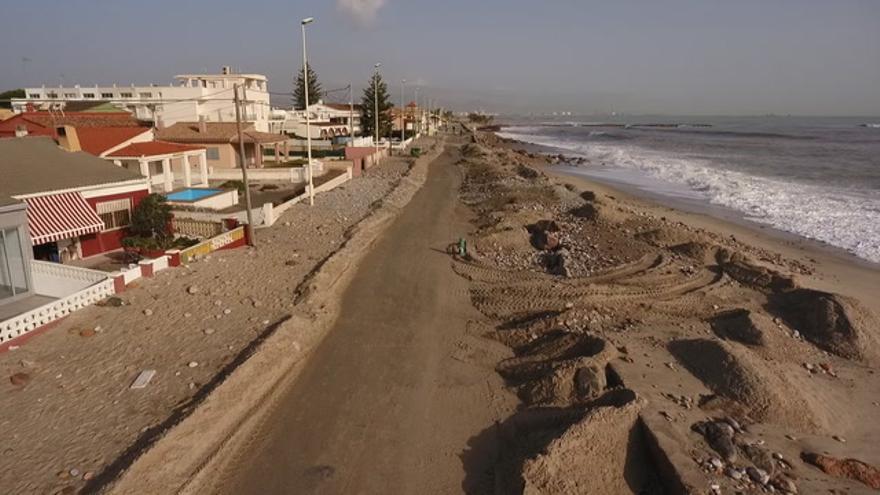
[336,0,387,26]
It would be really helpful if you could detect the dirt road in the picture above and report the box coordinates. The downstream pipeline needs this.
[220,140,516,494]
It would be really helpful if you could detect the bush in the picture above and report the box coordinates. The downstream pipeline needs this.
[129,194,172,240]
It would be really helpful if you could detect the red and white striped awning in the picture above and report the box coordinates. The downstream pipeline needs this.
[23,192,105,246]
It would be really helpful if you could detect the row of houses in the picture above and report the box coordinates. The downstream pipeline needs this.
[12,67,438,143]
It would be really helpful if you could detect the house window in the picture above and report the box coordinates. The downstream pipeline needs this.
[120,92,133,98]
[101,92,114,98]
[63,93,76,98]
[47,92,58,99]
[206,147,220,160]
[139,92,153,99]
[83,93,95,99]
[28,93,41,99]
[0,227,29,300]
[96,199,132,230]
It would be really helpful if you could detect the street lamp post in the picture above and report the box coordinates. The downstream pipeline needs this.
[373,63,381,154]
[301,16,315,206]
[401,78,406,149]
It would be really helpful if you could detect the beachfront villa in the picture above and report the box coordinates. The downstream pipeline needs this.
[0,137,150,263]
[157,120,286,169]
[268,101,361,140]
[10,67,273,132]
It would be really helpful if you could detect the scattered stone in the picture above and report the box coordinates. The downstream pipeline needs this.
[101,296,125,307]
[833,435,846,443]
[187,361,199,368]
[82,471,95,481]
[79,328,96,338]
[252,300,263,308]
[709,458,724,470]
[143,309,153,316]
[819,362,837,377]
[69,468,80,477]
[725,466,743,480]
[214,300,223,306]
[9,372,31,387]
[693,420,738,462]
[187,285,200,295]
[742,443,776,474]
[770,475,798,493]
[184,312,192,318]
[801,452,880,489]
[203,328,215,335]
[803,363,815,373]
[747,466,770,485]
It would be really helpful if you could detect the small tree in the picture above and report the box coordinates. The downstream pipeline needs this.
[128,194,172,242]
[360,73,393,139]
[293,66,323,110]
[0,89,24,109]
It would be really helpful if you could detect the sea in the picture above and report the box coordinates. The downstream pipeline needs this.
[497,116,880,264]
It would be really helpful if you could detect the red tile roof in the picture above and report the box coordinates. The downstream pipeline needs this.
[74,126,153,155]
[0,111,144,138]
[107,140,204,157]
[157,122,286,144]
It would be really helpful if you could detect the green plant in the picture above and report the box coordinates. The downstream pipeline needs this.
[360,72,393,139]
[294,65,323,110]
[129,194,172,240]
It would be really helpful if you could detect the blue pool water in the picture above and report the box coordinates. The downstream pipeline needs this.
[165,188,222,202]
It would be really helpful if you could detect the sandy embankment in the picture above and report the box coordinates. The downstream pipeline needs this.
[448,130,880,494]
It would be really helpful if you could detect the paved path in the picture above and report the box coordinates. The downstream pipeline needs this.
[222,139,515,494]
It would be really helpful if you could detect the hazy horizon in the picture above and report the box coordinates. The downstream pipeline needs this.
[1,0,878,116]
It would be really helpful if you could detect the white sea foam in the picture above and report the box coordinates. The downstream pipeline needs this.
[498,129,880,263]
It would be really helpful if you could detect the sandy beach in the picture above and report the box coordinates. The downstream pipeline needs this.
[445,128,880,493]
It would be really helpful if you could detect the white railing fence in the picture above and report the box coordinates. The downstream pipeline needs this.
[0,278,114,344]
[31,260,110,298]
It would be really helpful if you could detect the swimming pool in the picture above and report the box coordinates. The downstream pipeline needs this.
[165,188,223,202]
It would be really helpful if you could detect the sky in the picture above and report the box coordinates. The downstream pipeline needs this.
[1,0,878,115]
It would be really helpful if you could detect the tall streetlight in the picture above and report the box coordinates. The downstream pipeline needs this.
[301,16,315,206]
[373,63,381,154]
[401,78,406,148]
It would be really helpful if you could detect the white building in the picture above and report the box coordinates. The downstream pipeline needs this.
[268,101,361,140]
[12,67,272,132]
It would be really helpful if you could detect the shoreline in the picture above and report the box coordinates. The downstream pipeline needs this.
[458,128,880,493]
[491,132,880,313]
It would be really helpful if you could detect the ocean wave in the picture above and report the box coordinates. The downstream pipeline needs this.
[861,123,880,128]
[649,128,816,140]
[500,130,880,263]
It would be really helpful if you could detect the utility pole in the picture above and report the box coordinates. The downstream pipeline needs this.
[301,17,315,206]
[233,83,256,246]
[401,78,406,149]
[348,83,354,145]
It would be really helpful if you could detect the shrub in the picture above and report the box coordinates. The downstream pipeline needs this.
[129,194,172,240]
